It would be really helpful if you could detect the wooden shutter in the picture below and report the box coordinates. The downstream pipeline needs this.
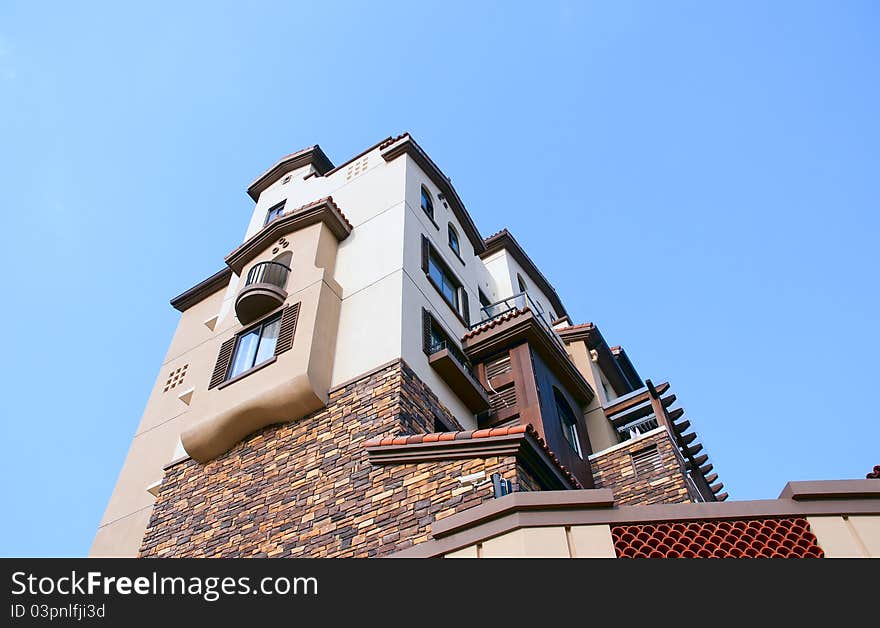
[461,290,470,325]
[274,302,301,356]
[422,308,432,354]
[208,337,236,389]
[421,235,430,273]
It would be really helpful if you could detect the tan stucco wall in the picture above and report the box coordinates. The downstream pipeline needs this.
[443,524,617,558]
[566,340,619,452]
[807,515,880,557]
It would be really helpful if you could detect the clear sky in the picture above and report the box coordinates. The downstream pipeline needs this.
[0,2,877,557]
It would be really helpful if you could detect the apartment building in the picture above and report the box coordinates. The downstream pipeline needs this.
[91,134,880,558]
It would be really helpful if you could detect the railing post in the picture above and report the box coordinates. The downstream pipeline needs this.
[646,379,670,430]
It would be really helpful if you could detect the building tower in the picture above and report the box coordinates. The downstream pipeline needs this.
[91,134,727,558]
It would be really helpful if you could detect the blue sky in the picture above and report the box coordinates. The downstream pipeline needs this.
[0,2,877,557]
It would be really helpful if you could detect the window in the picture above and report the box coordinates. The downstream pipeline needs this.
[424,311,451,354]
[448,224,460,257]
[228,314,281,379]
[422,236,469,323]
[517,273,528,294]
[264,201,286,226]
[422,309,473,371]
[554,388,583,458]
[420,186,434,220]
[428,252,459,309]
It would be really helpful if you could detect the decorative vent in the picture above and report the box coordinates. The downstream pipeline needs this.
[485,354,512,380]
[612,518,824,558]
[163,364,188,392]
[631,445,662,477]
[346,156,369,181]
[488,385,517,415]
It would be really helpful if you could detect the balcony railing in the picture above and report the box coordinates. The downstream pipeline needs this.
[246,261,290,289]
[428,338,477,379]
[472,291,567,354]
[617,414,660,441]
[426,338,490,412]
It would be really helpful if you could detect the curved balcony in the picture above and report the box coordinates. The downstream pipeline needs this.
[235,261,290,324]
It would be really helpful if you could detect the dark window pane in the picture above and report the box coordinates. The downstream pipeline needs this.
[421,187,433,218]
[448,225,460,256]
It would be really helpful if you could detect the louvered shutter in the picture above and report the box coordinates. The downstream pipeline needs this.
[208,337,236,389]
[421,235,430,273]
[461,290,470,325]
[274,302,301,356]
[422,308,432,354]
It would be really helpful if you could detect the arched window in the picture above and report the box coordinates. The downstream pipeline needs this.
[420,186,434,220]
[554,387,583,459]
[448,224,460,257]
[517,273,528,294]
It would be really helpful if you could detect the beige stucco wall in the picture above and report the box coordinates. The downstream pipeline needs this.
[93,139,577,556]
[565,340,620,452]
[444,524,617,558]
[807,515,880,558]
[481,249,560,322]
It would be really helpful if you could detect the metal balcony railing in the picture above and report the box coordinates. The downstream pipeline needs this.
[428,338,478,379]
[245,261,290,290]
[617,414,660,441]
[472,291,567,353]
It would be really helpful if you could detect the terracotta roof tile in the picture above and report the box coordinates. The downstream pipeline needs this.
[867,465,880,479]
[379,132,410,150]
[363,424,581,489]
[557,322,596,333]
[462,308,530,340]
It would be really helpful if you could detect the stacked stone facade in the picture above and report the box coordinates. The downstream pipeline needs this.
[139,361,533,558]
[589,428,692,505]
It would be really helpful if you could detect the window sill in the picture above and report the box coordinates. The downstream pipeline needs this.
[449,247,466,266]
[217,356,278,390]
[426,274,469,327]
[423,211,440,231]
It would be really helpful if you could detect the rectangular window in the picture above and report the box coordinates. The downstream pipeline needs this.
[228,314,281,379]
[428,252,459,310]
[264,201,286,226]
[555,389,583,458]
[422,236,469,324]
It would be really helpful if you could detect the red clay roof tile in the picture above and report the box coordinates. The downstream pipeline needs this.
[363,423,581,488]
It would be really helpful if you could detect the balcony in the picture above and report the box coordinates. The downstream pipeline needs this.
[474,291,569,355]
[462,291,595,405]
[235,261,290,325]
[427,339,490,413]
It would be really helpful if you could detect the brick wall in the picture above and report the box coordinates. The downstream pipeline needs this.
[589,428,692,506]
[139,361,526,558]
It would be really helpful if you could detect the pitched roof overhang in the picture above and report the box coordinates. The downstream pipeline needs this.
[170,267,233,312]
[480,229,568,320]
[225,196,352,275]
[556,323,638,395]
[247,145,334,202]
[610,345,643,390]
[463,309,595,404]
[364,424,581,490]
[379,133,486,255]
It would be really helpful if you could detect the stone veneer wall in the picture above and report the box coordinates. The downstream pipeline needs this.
[590,429,692,506]
[139,361,529,558]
